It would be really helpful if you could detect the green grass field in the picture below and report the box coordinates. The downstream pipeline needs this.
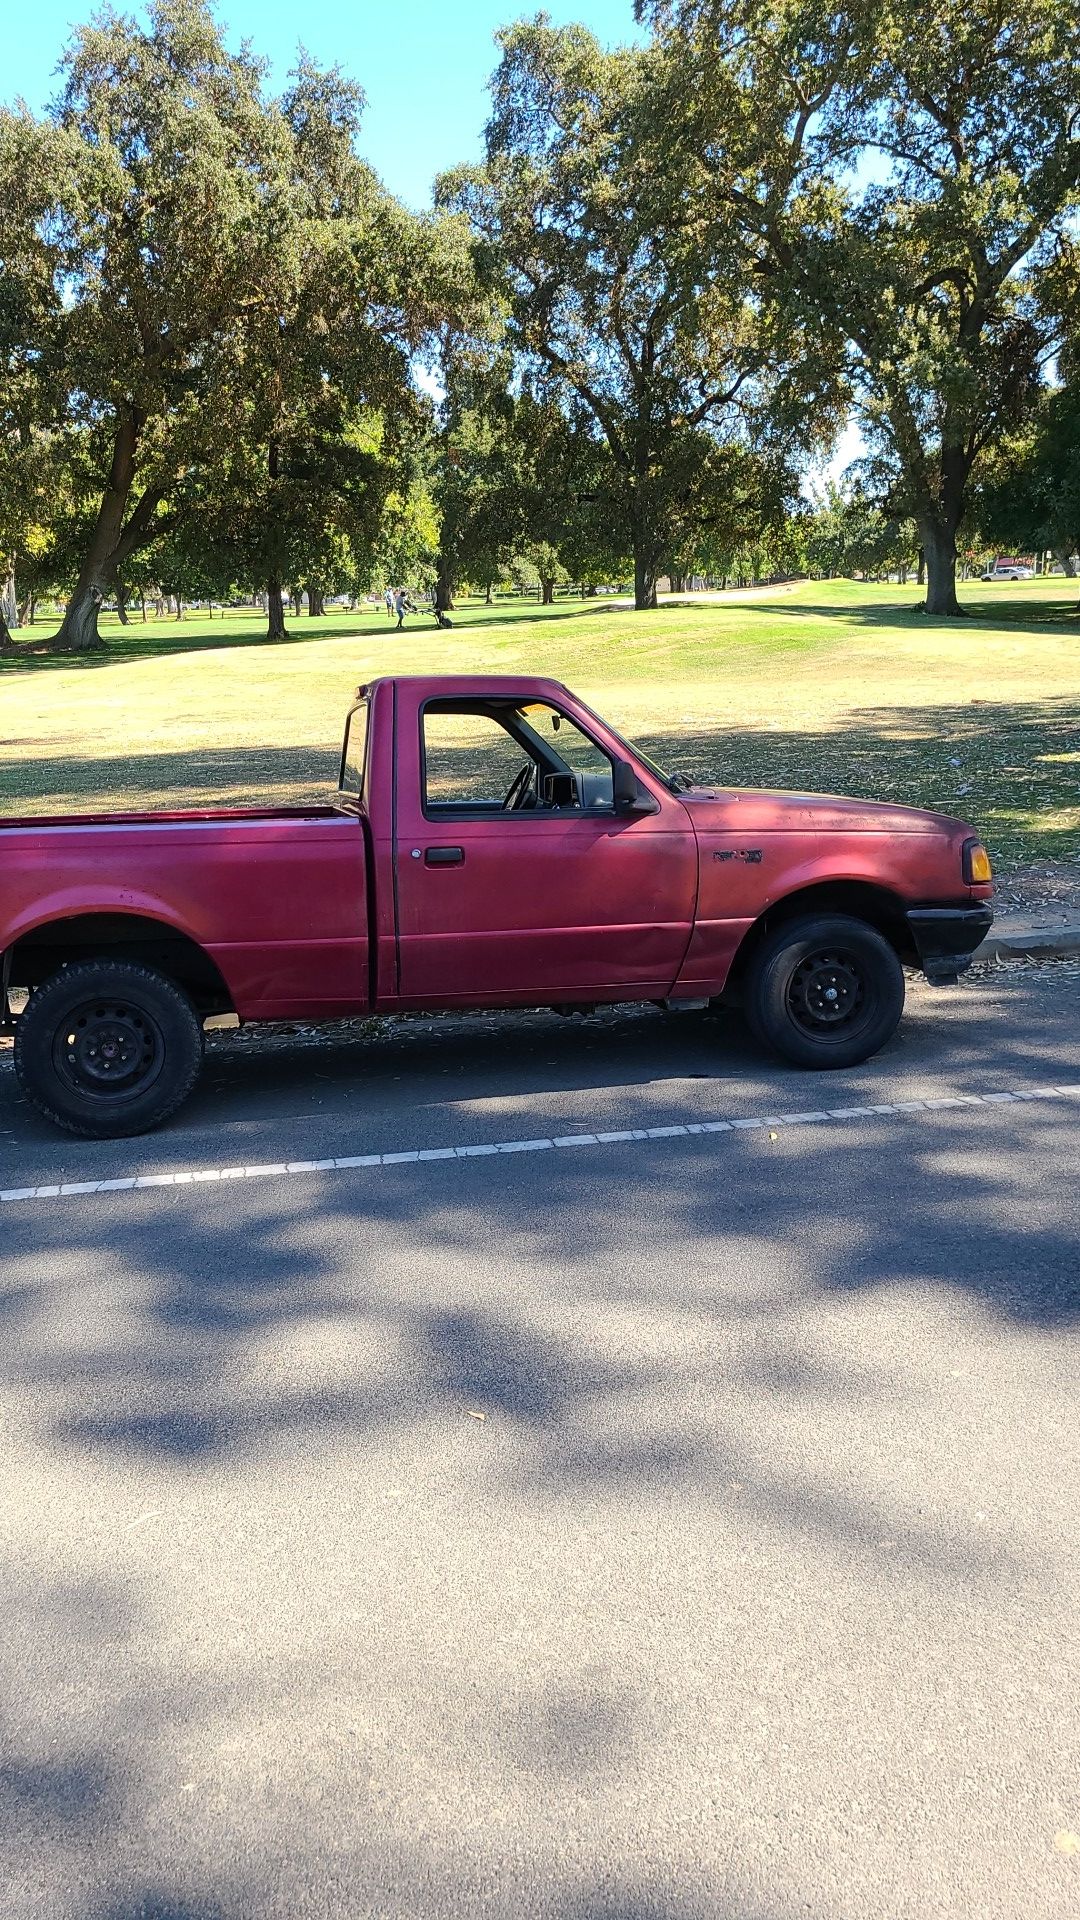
[2,578,1078,872]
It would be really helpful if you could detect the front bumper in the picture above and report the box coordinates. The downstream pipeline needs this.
[906,903,994,982]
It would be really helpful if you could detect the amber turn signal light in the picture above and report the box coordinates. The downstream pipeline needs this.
[963,838,992,884]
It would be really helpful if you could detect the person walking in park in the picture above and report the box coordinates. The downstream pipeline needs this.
[384,587,394,618]
[394,588,413,631]
[429,582,452,629]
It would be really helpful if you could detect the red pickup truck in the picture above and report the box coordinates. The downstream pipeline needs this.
[1,674,993,1138]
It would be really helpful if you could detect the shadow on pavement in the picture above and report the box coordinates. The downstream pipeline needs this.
[2,1056,1077,1916]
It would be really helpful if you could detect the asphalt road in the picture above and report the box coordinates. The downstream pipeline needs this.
[1,965,1078,1920]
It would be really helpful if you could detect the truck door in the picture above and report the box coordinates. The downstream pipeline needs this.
[393,696,697,1004]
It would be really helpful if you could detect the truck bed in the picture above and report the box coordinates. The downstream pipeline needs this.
[0,805,370,1019]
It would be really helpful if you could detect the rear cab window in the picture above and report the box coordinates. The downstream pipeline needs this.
[337,698,369,810]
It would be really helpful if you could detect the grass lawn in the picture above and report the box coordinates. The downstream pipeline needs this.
[2,578,1078,873]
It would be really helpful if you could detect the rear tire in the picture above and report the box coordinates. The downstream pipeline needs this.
[745,913,905,1070]
[14,958,204,1138]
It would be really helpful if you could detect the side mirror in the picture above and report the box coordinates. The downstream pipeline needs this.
[612,758,661,816]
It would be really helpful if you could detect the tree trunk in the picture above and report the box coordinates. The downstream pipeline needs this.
[669,572,686,595]
[57,586,108,650]
[916,548,926,587]
[140,591,147,621]
[916,522,966,616]
[633,545,659,612]
[539,575,555,605]
[116,577,130,626]
[1,556,20,646]
[1053,545,1077,578]
[484,580,493,605]
[435,556,455,615]
[306,585,325,618]
[51,410,160,651]
[267,581,289,641]
[0,559,16,649]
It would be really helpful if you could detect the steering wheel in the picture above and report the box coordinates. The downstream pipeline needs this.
[502,762,536,811]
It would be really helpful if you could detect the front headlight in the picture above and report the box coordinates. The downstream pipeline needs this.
[963,838,992,884]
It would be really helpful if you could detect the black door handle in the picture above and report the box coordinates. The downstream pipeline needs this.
[425,845,464,866]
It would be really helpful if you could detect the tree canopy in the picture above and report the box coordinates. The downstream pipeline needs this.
[638,0,1080,612]
[0,0,472,647]
[438,19,833,609]
[2,0,1078,637]
[975,359,1080,585]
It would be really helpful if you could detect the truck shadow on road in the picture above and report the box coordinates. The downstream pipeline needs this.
[169,967,1080,1139]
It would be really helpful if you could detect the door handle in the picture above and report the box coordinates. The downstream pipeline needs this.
[424,845,464,866]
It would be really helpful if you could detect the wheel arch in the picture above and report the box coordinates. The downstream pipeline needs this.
[725,880,916,994]
[6,912,234,1016]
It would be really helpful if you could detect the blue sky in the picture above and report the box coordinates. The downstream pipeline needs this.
[4,0,641,209]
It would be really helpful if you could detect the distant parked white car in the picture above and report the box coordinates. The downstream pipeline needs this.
[981,563,1035,580]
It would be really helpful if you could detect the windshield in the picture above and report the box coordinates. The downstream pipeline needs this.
[573,700,692,792]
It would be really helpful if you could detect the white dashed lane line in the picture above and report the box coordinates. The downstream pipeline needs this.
[3,1080,1079,1207]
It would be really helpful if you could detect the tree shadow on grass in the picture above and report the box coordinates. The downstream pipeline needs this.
[2,694,1076,863]
[731,588,1080,634]
[0,599,639,677]
[0,741,341,812]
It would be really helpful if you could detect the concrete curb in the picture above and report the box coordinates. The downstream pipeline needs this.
[974,922,1080,962]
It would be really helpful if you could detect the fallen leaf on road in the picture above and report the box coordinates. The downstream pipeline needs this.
[467,1409,487,1422]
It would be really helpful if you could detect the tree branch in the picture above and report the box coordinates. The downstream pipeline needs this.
[112,485,166,567]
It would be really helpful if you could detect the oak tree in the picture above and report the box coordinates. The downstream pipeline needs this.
[641,0,1080,613]
[439,20,829,610]
[0,0,461,649]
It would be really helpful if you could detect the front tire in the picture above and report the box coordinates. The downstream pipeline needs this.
[745,914,905,1070]
[14,959,205,1138]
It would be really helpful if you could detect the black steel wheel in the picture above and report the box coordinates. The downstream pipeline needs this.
[53,995,167,1104]
[14,959,204,1138]
[745,913,905,1070]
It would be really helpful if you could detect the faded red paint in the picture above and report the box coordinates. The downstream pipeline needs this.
[0,675,992,1020]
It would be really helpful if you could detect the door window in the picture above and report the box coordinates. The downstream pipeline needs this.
[423,710,533,807]
[421,701,614,814]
